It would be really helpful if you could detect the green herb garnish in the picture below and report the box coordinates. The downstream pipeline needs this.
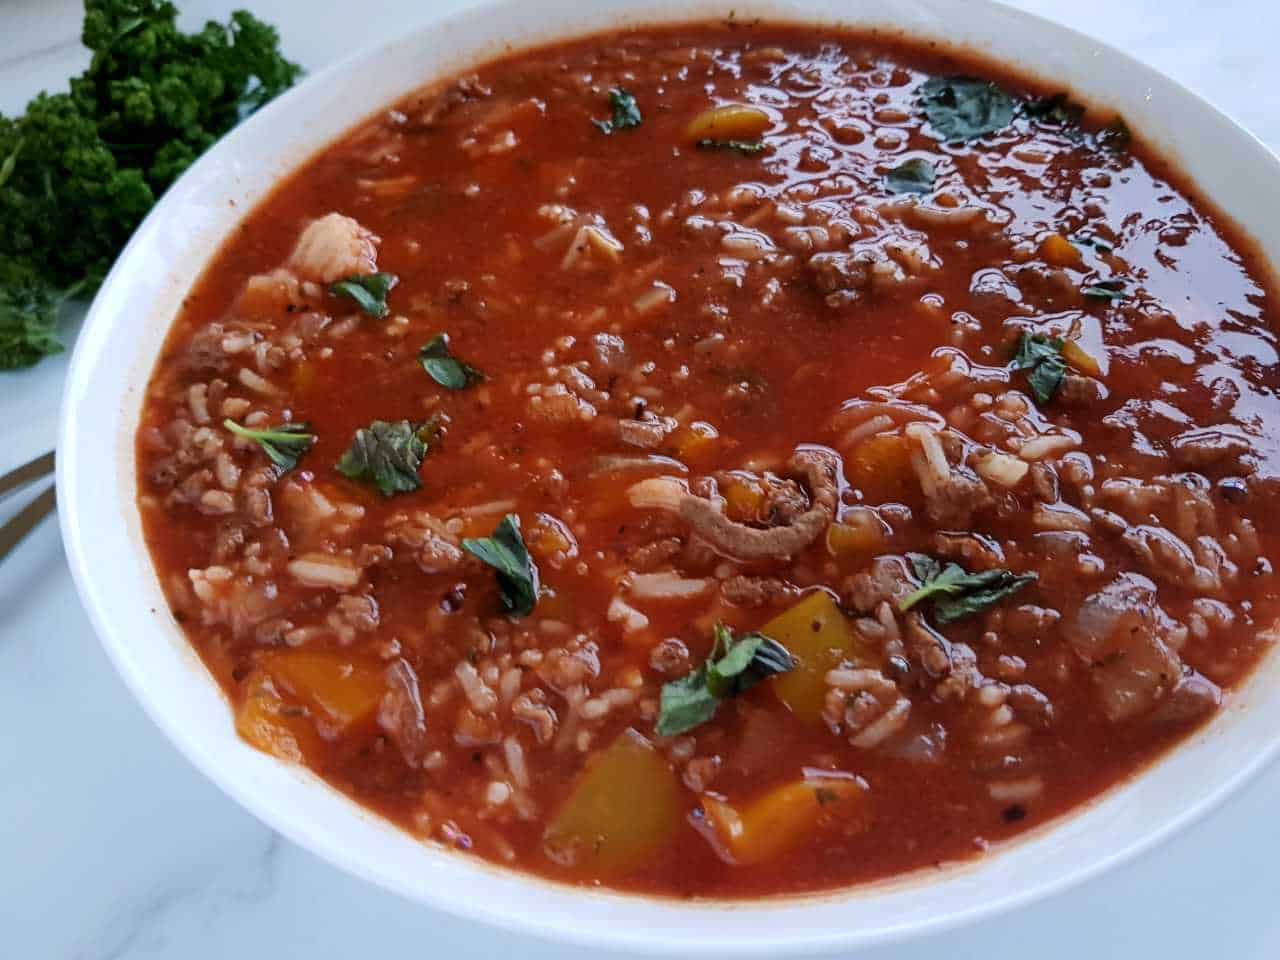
[656,624,795,737]
[0,264,81,370]
[885,158,937,195]
[899,554,1037,625]
[592,88,642,134]
[1096,118,1132,151]
[224,418,314,471]
[1073,231,1113,254]
[1012,331,1067,405]
[0,1,300,370]
[336,418,433,496]
[330,272,398,319]
[1082,279,1126,302]
[1024,92,1085,127]
[696,138,767,154]
[462,514,540,618]
[919,76,1016,141]
[419,333,484,390]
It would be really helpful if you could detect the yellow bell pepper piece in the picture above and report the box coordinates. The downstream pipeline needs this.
[684,103,771,144]
[673,421,718,462]
[236,669,323,763]
[1061,338,1102,377]
[700,776,866,865]
[1038,233,1083,269]
[260,649,386,732]
[723,476,766,522]
[846,433,914,505]
[544,729,681,876]
[826,509,888,561]
[762,592,863,723]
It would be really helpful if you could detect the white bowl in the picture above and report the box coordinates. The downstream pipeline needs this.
[58,0,1280,954]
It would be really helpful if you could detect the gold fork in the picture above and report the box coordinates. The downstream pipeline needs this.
[0,450,56,563]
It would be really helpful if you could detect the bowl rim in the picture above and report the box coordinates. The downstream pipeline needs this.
[57,0,1280,954]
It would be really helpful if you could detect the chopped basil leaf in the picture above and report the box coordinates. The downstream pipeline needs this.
[1011,331,1067,405]
[899,553,1037,625]
[885,158,937,195]
[419,333,484,390]
[1082,279,1127,302]
[696,138,767,155]
[657,666,718,737]
[336,418,432,496]
[462,514,540,617]
[1024,92,1085,127]
[592,88,642,134]
[705,627,796,699]
[223,419,313,471]
[1073,231,1113,254]
[919,76,1016,141]
[656,623,795,736]
[330,272,398,319]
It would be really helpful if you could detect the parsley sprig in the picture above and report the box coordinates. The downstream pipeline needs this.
[0,1,300,369]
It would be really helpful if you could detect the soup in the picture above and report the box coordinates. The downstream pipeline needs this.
[135,21,1280,897]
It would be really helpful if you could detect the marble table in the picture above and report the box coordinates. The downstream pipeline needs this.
[3,1,1278,956]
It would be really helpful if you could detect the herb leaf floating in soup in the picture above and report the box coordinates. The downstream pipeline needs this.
[419,333,484,389]
[223,419,314,471]
[1074,231,1114,254]
[336,419,433,495]
[885,158,937,194]
[462,514,540,617]
[1025,92,1086,127]
[919,76,1016,141]
[330,271,398,318]
[593,88,642,134]
[1082,279,1127,302]
[899,554,1037,624]
[658,624,795,736]
[1011,331,1068,405]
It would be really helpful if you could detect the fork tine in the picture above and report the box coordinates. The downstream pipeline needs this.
[0,483,57,564]
[0,450,56,500]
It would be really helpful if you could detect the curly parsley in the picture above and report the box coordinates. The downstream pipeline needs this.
[0,0,301,369]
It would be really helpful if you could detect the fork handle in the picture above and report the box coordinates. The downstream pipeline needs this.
[0,483,57,564]
[0,450,56,501]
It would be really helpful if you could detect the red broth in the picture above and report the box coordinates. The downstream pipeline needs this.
[135,22,1280,897]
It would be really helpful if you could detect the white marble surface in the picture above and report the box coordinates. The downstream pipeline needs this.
[3,2,1279,956]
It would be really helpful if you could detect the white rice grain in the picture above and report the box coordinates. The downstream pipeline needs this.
[626,571,711,600]
[237,367,279,396]
[987,776,1044,803]
[287,553,360,590]
[455,661,499,714]
[503,736,530,789]
[1018,434,1079,461]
